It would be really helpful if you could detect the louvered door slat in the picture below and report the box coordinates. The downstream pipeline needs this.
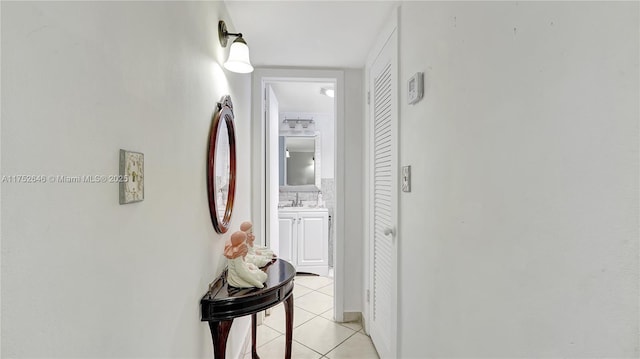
[372,56,393,336]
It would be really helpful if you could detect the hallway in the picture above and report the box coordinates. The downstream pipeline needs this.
[1,2,638,358]
[243,275,378,359]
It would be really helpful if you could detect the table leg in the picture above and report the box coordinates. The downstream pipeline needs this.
[208,320,233,359]
[284,294,294,359]
[251,313,261,359]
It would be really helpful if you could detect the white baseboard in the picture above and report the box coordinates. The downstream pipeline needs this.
[342,311,361,323]
[361,313,368,334]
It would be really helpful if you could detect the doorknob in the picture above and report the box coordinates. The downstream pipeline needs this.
[383,227,395,236]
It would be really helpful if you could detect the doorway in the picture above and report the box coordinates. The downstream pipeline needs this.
[251,69,347,321]
[268,80,334,277]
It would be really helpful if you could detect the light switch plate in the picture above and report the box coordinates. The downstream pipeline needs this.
[402,166,411,192]
[407,72,424,105]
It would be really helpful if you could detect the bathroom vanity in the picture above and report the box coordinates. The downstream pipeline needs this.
[278,207,329,276]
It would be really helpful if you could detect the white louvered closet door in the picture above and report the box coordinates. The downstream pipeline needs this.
[368,26,398,359]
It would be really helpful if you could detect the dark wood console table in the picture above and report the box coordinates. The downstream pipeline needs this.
[201,259,295,359]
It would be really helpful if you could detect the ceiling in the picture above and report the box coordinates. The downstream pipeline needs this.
[224,1,398,68]
[270,81,334,113]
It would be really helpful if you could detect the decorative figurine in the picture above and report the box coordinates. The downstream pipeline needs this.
[224,231,268,288]
[246,252,273,268]
[241,221,277,260]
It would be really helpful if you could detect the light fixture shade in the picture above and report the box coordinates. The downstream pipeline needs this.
[320,88,335,98]
[286,148,290,158]
[224,37,254,73]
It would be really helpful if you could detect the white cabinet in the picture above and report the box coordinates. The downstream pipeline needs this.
[297,212,329,271]
[278,212,297,263]
[278,209,329,276]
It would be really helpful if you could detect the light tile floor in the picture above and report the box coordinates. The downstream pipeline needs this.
[243,274,379,359]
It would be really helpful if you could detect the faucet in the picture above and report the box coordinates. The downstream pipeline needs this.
[290,192,304,207]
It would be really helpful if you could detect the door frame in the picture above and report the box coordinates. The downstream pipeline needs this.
[363,6,399,358]
[251,68,346,321]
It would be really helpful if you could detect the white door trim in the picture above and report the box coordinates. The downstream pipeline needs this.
[251,68,346,321]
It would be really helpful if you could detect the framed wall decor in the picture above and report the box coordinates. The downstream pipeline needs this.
[207,95,237,233]
[119,149,144,204]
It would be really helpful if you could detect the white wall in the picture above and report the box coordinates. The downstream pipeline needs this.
[397,2,639,357]
[1,2,252,358]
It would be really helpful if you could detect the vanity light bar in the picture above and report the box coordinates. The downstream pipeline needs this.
[283,118,314,129]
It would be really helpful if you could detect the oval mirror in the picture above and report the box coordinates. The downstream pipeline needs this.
[207,95,237,233]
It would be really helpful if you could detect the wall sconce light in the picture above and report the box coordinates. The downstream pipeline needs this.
[286,148,291,158]
[218,20,254,74]
[283,118,314,129]
[320,88,335,98]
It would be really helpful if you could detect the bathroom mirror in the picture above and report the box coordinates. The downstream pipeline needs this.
[279,135,320,191]
[207,95,237,234]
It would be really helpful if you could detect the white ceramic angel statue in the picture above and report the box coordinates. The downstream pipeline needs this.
[245,252,273,268]
[241,221,277,267]
[224,231,268,288]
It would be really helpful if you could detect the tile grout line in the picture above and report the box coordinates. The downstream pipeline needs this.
[263,276,328,335]
[258,279,330,355]
[261,275,364,358]
[294,285,314,299]
[293,338,328,358]
[295,277,339,357]
[254,327,283,351]
[265,294,327,335]
[320,327,360,357]
[300,283,360,358]
[308,275,375,358]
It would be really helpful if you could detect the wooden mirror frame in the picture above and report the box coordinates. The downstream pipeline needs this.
[207,95,237,234]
